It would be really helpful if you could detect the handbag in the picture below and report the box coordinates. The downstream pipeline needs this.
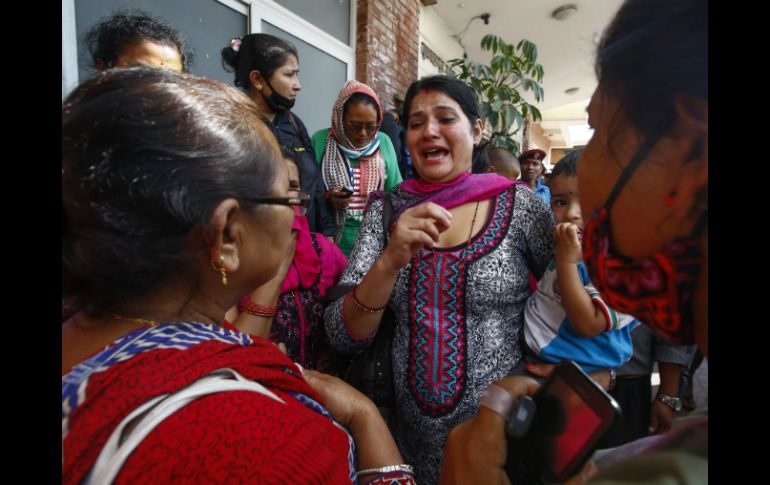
[325,193,396,422]
[85,369,291,485]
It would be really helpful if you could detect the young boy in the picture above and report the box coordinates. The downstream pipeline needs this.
[524,149,639,373]
[486,146,521,180]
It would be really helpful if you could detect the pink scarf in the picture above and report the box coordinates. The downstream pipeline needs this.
[281,214,320,293]
[396,172,525,214]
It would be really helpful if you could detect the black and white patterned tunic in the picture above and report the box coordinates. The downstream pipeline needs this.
[324,185,554,484]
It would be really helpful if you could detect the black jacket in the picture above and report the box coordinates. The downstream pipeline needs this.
[380,112,415,180]
[272,110,336,237]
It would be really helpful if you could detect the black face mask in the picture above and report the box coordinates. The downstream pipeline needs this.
[261,79,295,112]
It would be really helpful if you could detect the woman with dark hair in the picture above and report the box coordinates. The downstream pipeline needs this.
[227,148,348,370]
[440,0,707,483]
[62,67,414,484]
[222,33,336,240]
[323,74,555,483]
[85,9,190,72]
[311,80,403,255]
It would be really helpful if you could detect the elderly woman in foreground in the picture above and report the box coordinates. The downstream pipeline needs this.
[62,67,413,484]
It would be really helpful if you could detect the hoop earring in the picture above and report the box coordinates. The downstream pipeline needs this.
[211,255,228,286]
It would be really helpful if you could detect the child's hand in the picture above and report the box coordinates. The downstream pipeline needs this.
[554,222,582,265]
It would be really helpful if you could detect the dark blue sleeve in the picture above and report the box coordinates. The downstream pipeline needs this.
[289,115,337,237]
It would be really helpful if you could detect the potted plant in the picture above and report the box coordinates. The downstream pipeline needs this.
[448,34,544,154]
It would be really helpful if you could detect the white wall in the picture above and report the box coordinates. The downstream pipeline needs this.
[62,0,78,100]
[529,122,553,167]
[418,5,463,79]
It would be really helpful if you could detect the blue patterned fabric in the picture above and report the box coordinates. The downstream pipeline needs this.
[62,322,253,422]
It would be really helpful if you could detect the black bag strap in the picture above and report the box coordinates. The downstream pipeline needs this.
[377,193,394,333]
[381,192,393,246]
[338,193,397,411]
[287,111,302,139]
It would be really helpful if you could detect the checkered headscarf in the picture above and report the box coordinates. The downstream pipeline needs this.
[321,80,385,235]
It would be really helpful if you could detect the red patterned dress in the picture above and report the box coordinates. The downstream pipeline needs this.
[62,322,357,484]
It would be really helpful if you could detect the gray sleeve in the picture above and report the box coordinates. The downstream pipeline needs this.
[323,199,386,354]
[652,333,697,366]
[517,187,556,280]
[618,325,696,376]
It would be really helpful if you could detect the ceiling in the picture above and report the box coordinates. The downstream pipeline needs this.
[425,0,623,149]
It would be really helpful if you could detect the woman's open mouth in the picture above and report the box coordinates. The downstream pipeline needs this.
[422,147,449,164]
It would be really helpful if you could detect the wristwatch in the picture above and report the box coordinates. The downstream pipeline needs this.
[655,392,682,412]
[479,384,536,438]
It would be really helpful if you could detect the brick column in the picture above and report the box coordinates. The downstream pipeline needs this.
[356,0,420,110]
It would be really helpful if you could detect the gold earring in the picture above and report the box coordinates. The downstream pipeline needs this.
[211,255,228,286]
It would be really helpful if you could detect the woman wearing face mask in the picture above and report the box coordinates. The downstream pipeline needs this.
[222,34,336,240]
[439,0,707,483]
[311,80,403,255]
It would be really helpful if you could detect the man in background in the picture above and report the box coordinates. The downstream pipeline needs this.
[519,148,550,204]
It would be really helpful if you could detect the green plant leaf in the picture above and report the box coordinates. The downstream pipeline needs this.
[487,86,496,103]
[490,56,501,73]
[450,34,545,145]
[505,104,516,128]
[481,35,490,51]
[529,105,542,122]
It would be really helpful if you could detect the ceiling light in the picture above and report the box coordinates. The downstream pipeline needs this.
[551,4,578,21]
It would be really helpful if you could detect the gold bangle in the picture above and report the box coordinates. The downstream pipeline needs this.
[350,286,387,313]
